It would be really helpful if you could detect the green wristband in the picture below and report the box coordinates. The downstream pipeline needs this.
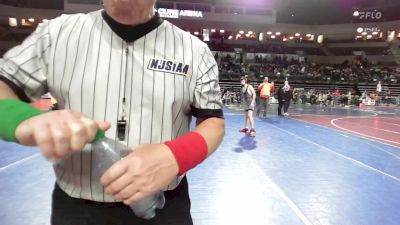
[0,98,105,143]
[0,99,42,142]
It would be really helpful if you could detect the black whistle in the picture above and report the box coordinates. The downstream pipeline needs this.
[117,119,127,141]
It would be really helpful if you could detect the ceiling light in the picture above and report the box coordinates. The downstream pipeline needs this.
[259,33,264,41]
[276,32,281,35]
[289,36,294,40]
[357,27,363,33]
[9,17,17,27]
[211,29,216,32]
[220,30,225,33]
[239,30,244,34]
[295,33,301,37]
[267,31,272,35]
[248,31,253,34]
[271,35,276,39]
[361,32,367,35]
[21,19,33,27]
[194,31,199,35]
[28,18,35,23]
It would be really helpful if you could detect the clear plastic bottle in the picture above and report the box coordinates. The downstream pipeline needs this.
[130,192,166,219]
[92,131,165,219]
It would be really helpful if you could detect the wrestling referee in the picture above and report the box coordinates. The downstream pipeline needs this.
[0,0,225,224]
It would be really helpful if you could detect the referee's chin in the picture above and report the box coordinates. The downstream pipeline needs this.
[103,0,156,25]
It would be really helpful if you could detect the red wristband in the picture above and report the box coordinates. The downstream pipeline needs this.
[164,132,208,176]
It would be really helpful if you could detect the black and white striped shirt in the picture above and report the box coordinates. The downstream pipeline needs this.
[0,10,223,202]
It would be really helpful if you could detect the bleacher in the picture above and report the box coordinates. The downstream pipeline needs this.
[285,47,326,56]
[328,47,389,56]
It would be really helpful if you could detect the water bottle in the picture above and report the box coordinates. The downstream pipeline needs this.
[92,130,165,219]
[0,99,165,219]
[129,192,166,219]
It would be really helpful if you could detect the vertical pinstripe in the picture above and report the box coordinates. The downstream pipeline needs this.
[102,31,113,202]
[171,24,176,140]
[58,16,81,103]
[160,25,167,142]
[79,16,98,199]
[150,28,159,142]
[188,36,195,133]
[63,16,89,196]
[176,28,187,135]
[0,10,223,202]
[66,17,88,111]
[114,41,124,145]
[126,42,134,146]
[53,17,80,193]
[51,17,68,89]
[139,35,146,144]
[90,19,104,200]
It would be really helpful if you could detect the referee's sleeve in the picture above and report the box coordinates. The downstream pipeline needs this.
[0,20,51,102]
[191,45,223,119]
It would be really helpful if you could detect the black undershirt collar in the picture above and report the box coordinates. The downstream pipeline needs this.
[101,10,163,42]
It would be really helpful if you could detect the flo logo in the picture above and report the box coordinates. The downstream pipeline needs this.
[354,11,383,20]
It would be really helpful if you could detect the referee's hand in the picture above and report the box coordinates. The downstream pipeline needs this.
[15,110,111,161]
[101,144,179,205]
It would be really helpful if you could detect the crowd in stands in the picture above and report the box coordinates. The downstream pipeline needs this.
[210,41,286,53]
[290,87,397,106]
[216,54,400,85]
[209,39,326,54]
[222,85,400,108]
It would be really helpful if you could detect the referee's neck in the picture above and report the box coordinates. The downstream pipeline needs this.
[102,10,162,42]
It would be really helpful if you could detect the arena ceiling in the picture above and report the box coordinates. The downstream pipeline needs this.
[1,0,400,25]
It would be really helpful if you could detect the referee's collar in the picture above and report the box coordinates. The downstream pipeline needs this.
[102,10,163,42]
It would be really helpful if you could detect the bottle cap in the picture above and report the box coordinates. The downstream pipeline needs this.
[94,129,105,142]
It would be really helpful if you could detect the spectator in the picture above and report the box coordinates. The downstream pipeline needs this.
[256,77,275,118]
[277,81,293,116]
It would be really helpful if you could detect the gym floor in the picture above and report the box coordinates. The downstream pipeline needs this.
[1,104,399,225]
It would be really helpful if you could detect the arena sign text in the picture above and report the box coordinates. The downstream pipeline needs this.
[157,8,204,19]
